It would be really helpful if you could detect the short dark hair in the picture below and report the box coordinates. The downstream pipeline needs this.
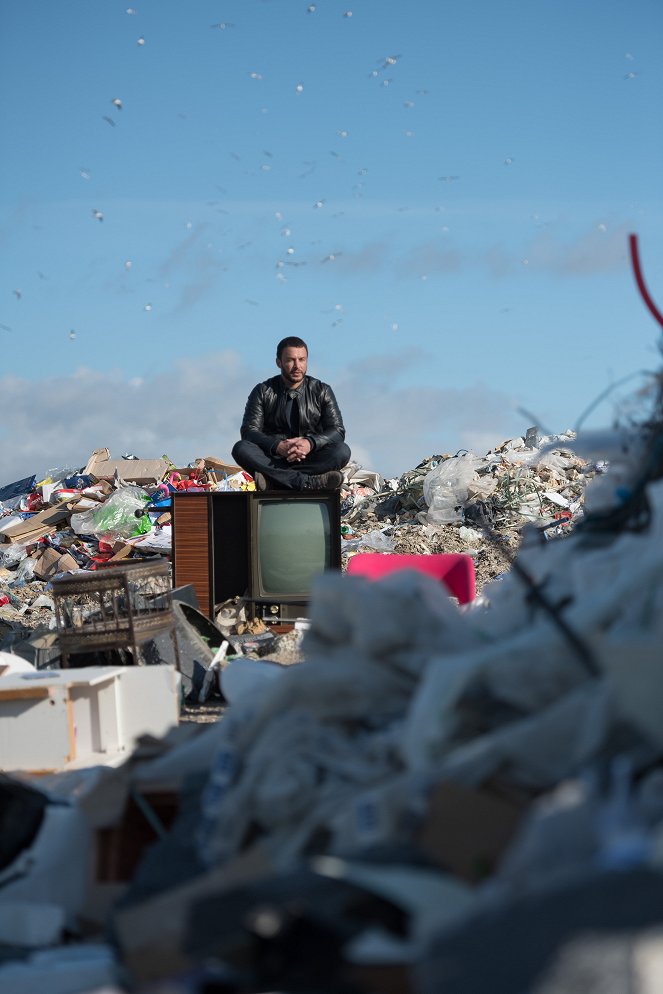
[276,336,308,360]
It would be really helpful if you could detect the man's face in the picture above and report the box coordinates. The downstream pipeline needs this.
[276,346,308,387]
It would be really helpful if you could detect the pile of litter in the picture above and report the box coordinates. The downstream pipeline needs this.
[2,407,663,993]
[0,428,597,661]
[339,427,595,588]
[0,448,250,659]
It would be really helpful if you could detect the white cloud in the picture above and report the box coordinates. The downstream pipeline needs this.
[525,222,632,276]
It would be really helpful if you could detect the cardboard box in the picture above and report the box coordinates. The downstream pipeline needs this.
[33,548,80,581]
[416,779,527,883]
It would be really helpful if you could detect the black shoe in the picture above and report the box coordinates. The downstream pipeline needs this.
[304,470,343,491]
[253,472,269,492]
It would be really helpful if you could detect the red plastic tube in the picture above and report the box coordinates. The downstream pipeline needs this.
[629,233,663,329]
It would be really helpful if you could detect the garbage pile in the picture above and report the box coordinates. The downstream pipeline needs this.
[1,407,663,993]
[0,448,251,660]
[339,427,594,588]
[0,428,596,663]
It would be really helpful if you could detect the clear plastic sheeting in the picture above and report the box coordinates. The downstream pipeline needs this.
[0,542,30,567]
[422,455,482,524]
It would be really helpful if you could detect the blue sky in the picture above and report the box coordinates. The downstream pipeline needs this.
[1,0,662,483]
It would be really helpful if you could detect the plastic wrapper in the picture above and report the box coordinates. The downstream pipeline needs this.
[69,486,151,541]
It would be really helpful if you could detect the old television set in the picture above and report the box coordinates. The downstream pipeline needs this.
[248,491,342,622]
[171,490,342,622]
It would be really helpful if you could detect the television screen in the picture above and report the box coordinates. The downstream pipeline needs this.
[255,498,333,597]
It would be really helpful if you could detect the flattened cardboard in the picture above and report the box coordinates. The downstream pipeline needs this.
[0,506,70,544]
[106,543,134,564]
[200,455,243,475]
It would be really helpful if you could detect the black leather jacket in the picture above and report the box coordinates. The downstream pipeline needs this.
[240,375,346,453]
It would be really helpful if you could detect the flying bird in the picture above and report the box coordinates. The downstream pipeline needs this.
[102,115,116,127]
[111,98,123,110]
[92,209,104,222]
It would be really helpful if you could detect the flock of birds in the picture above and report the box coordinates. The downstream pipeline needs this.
[5,7,644,342]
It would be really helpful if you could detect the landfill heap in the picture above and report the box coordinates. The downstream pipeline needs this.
[0,429,595,661]
[2,404,663,993]
[339,426,592,589]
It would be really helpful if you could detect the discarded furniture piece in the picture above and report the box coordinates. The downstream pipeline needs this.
[0,665,180,773]
[51,561,181,669]
[346,552,476,604]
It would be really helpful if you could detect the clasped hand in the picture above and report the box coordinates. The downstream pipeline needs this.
[276,437,312,462]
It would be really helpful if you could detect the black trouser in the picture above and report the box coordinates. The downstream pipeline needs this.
[232,439,351,490]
